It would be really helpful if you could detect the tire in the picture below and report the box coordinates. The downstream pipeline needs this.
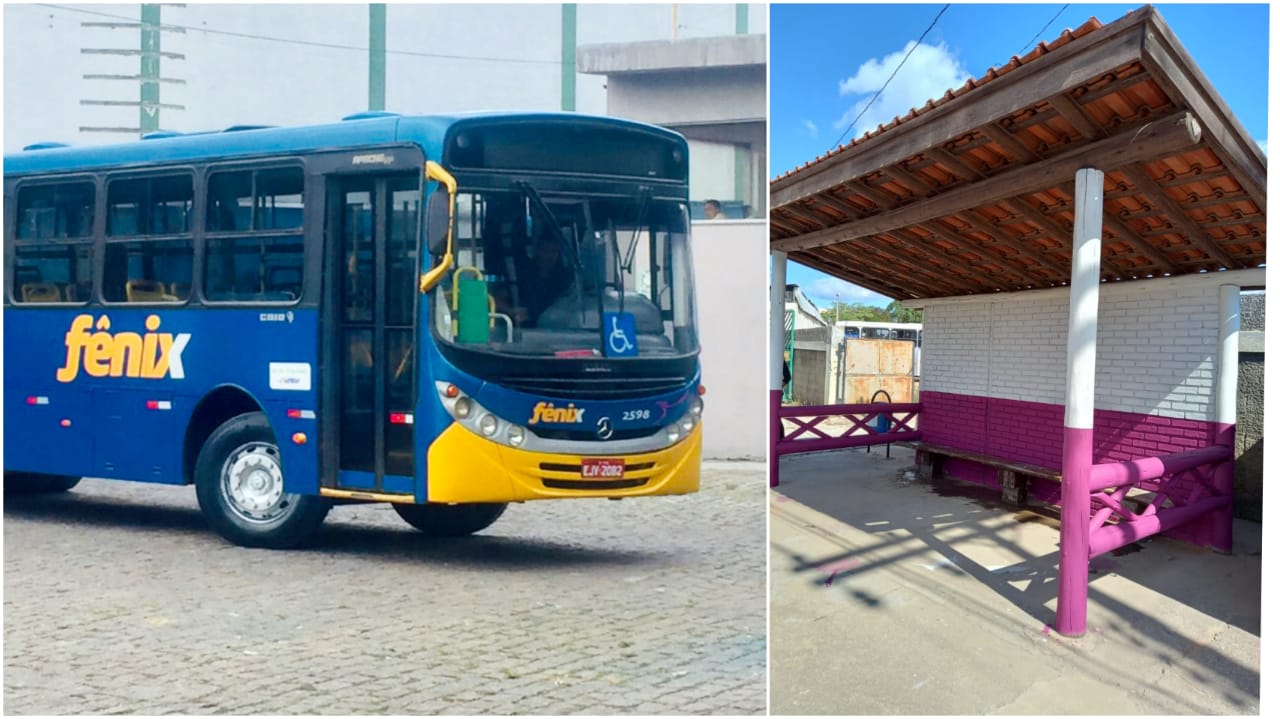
[393,502,507,537]
[4,472,80,496]
[194,412,330,549]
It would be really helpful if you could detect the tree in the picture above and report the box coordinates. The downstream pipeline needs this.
[885,300,923,323]
[820,302,890,324]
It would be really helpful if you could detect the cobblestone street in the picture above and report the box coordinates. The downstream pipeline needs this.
[4,463,765,715]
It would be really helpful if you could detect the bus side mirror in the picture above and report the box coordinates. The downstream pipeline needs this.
[420,161,457,293]
[426,186,451,256]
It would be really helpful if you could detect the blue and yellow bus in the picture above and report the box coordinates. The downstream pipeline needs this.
[4,112,703,547]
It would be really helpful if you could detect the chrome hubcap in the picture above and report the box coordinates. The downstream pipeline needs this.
[220,442,289,524]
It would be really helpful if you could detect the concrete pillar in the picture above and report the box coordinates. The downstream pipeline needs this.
[1211,284,1240,552]
[1056,167,1104,637]
[769,252,786,487]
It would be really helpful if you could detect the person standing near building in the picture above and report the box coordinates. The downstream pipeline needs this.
[703,199,725,220]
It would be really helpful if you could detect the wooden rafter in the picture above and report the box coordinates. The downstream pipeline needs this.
[1119,163,1241,269]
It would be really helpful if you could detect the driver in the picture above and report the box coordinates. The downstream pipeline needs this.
[500,232,573,328]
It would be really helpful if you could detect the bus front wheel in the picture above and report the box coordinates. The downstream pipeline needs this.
[3,473,80,495]
[194,412,330,549]
[393,502,507,537]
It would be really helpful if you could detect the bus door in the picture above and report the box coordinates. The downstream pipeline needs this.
[325,173,420,496]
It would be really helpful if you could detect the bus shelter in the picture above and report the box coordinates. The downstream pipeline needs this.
[768,6,1265,637]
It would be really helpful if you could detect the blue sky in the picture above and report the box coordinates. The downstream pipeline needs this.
[770,3,1269,309]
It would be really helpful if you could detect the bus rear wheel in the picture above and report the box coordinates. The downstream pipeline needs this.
[393,502,507,537]
[194,412,330,549]
[3,472,80,495]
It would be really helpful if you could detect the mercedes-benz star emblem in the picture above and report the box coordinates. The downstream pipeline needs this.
[596,417,614,440]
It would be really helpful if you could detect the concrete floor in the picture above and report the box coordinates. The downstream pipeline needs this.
[770,447,1260,715]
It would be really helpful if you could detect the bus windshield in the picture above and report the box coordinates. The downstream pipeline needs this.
[433,187,698,358]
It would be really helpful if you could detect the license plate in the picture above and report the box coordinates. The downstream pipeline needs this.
[581,458,625,479]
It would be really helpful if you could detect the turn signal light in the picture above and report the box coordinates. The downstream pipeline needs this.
[698,385,706,396]
[292,432,307,445]
[444,384,460,399]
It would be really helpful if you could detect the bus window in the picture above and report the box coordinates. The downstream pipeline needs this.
[255,168,304,230]
[107,174,193,236]
[203,167,305,304]
[435,190,696,356]
[12,244,93,303]
[16,181,94,240]
[103,239,192,303]
[203,236,304,302]
[207,167,303,232]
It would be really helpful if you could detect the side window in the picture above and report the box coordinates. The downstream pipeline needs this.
[108,175,193,236]
[102,173,194,303]
[11,181,95,304]
[16,182,94,240]
[203,166,305,303]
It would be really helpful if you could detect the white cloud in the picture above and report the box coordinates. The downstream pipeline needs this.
[833,40,971,141]
[803,276,890,307]
[803,119,818,138]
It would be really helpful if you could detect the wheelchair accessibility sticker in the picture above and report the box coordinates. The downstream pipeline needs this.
[602,312,638,358]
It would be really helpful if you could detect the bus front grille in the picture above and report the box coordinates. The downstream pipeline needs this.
[504,376,689,399]
[541,478,650,490]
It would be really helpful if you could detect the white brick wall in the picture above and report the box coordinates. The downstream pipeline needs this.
[918,273,1243,421]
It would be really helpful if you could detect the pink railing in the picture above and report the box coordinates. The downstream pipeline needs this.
[1084,444,1233,558]
[775,402,922,457]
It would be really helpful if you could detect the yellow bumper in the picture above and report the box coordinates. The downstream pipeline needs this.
[426,422,702,503]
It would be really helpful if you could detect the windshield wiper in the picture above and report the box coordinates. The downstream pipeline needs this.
[514,181,582,275]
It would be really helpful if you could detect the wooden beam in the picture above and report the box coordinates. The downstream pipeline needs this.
[1119,162,1242,269]
[773,111,1204,253]
[1048,93,1105,140]
[824,237,957,296]
[960,206,1074,279]
[924,147,983,182]
[1141,10,1266,207]
[785,202,838,229]
[924,220,1044,287]
[980,122,1037,164]
[881,164,935,198]
[884,229,993,294]
[770,212,807,235]
[771,9,1150,207]
[1000,198,1131,279]
[853,179,900,208]
[835,232,976,297]
[798,246,917,300]
[1049,180,1179,274]
[811,192,866,220]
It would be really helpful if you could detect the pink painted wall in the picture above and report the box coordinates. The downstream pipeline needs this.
[921,390,1231,511]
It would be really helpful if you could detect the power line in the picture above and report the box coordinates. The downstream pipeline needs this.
[37,3,565,66]
[1018,4,1070,56]
[829,4,950,152]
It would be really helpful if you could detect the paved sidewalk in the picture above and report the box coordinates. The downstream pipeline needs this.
[5,463,766,715]
[771,448,1260,715]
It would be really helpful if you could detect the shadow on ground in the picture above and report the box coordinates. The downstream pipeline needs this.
[3,490,662,570]
[770,446,1260,715]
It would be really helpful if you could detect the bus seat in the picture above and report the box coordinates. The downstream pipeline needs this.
[169,282,191,299]
[21,283,62,303]
[126,279,179,303]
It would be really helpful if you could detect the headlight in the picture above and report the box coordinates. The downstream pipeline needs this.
[454,397,472,419]
[479,414,498,436]
[680,416,695,432]
[666,425,681,443]
[690,397,704,417]
[507,425,526,447]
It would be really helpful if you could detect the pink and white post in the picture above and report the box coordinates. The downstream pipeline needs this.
[1056,167,1104,637]
[769,251,786,488]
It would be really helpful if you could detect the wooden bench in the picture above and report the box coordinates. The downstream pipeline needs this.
[909,442,1062,507]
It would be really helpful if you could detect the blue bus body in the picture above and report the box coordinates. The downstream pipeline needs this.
[4,112,703,545]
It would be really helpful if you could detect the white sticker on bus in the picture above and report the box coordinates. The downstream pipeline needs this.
[269,362,312,391]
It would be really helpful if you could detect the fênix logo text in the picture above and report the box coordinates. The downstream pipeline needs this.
[528,402,586,425]
[57,314,191,382]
